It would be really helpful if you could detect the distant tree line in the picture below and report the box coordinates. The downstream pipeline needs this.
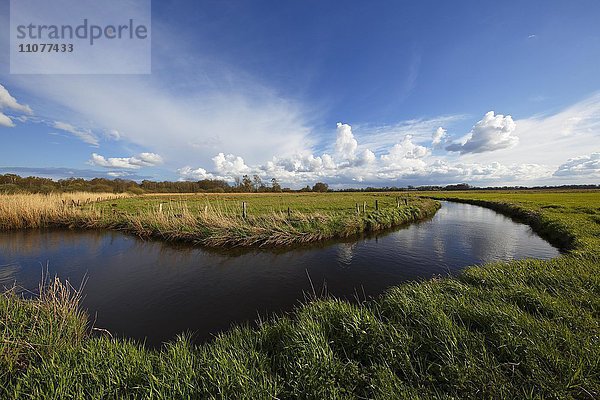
[0,173,331,194]
[0,173,597,194]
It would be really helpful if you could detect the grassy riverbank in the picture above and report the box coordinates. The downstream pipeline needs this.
[423,190,600,256]
[0,192,439,247]
[1,191,599,398]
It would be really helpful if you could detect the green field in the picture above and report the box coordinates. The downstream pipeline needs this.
[104,193,439,247]
[102,192,418,216]
[1,190,599,399]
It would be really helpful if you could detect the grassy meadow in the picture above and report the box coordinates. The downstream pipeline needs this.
[1,190,599,398]
[0,192,439,247]
[105,192,417,215]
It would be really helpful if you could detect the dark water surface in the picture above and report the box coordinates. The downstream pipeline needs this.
[0,202,559,346]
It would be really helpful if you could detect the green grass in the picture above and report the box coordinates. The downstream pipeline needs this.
[101,192,416,215]
[1,191,599,399]
[98,193,439,247]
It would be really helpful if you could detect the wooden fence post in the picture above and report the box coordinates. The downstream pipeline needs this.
[242,202,247,218]
[159,203,163,213]
[375,200,379,211]
[287,207,291,218]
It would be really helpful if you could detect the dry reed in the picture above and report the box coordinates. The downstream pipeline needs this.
[0,193,126,230]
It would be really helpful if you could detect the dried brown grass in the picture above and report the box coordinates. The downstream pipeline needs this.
[0,193,126,230]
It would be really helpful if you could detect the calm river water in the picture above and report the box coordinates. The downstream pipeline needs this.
[0,201,559,346]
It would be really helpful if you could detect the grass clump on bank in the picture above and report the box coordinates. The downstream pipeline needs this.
[0,192,439,247]
[1,190,599,398]
[422,190,600,255]
[1,277,87,381]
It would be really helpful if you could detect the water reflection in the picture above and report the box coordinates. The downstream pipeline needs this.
[0,201,559,346]
[336,243,357,267]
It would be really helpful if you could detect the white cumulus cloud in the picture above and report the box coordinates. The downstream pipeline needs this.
[177,153,257,181]
[432,127,447,147]
[89,152,164,170]
[446,111,518,154]
[554,153,600,177]
[177,166,215,180]
[359,149,376,165]
[272,153,327,173]
[0,84,33,127]
[212,153,250,177]
[332,122,377,168]
[335,122,358,160]
[381,136,430,164]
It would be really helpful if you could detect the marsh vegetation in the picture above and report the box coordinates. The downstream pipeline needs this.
[0,192,440,247]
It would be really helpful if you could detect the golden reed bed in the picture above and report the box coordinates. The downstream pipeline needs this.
[0,193,127,230]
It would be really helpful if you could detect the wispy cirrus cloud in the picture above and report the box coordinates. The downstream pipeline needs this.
[0,1,314,167]
[53,121,99,146]
[347,114,467,154]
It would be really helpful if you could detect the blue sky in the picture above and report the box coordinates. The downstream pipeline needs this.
[1,0,599,187]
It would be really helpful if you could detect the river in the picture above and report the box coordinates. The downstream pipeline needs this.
[0,201,559,347]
